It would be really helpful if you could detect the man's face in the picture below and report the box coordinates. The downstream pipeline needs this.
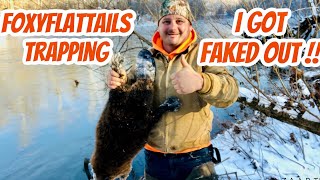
[158,15,192,52]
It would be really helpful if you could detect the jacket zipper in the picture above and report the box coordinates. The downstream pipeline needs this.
[162,54,170,152]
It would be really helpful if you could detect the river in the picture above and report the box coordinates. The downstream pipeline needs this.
[0,35,111,179]
[0,34,240,180]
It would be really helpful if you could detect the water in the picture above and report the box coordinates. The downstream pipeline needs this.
[0,36,109,180]
[0,35,240,180]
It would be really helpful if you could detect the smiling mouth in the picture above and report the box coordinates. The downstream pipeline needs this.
[168,34,179,37]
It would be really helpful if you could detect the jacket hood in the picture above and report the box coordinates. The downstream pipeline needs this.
[151,29,197,60]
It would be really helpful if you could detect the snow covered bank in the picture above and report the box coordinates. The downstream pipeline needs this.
[213,116,320,179]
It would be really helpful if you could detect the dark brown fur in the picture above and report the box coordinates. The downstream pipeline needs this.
[90,79,180,180]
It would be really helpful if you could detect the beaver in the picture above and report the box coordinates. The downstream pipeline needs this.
[86,49,181,180]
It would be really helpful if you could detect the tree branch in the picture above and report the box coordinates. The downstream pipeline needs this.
[237,97,320,136]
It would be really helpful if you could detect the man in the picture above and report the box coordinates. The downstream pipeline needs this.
[107,0,239,179]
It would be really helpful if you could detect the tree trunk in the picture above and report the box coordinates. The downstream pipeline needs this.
[238,97,320,136]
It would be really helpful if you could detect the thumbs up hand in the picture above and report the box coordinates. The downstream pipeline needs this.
[170,56,204,94]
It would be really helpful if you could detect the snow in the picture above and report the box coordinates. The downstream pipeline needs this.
[130,22,320,180]
[96,5,320,179]
[270,96,299,119]
[212,117,320,179]
[118,14,320,180]
[239,87,256,103]
[239,87,272,108]
[297,79,311,97]
[239,85,320,121]
[76,21,320,180]
[301,99,320,122]
[0,4,319,180]
[224,74,320,179]
[304,70,320,79]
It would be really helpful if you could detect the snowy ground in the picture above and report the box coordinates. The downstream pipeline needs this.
[213,116,320,179]
[108,15,320,180]
[212,86,320,180]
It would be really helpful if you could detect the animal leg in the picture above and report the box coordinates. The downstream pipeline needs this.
[154,96,181,119]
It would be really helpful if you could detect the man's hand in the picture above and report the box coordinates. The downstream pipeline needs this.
[107,69,127,89]
[170,56,203,94]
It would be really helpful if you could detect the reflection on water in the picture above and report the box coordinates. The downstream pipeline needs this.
[0,36,108,179]
[0,34,238,180]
